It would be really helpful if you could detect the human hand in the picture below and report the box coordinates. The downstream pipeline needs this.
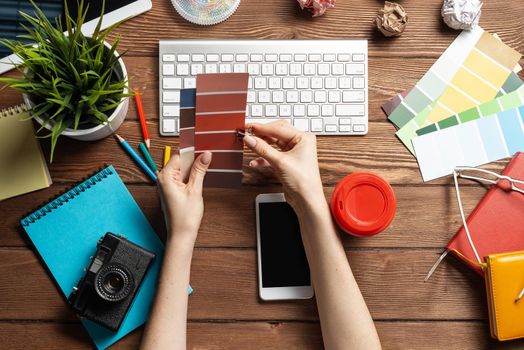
[243,121,325,209]
[157,151,212,246]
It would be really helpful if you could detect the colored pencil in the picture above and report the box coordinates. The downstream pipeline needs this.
[163,146,171,166]
[138,143,159,173]
[134,90,151,149]
[115,134,157,182]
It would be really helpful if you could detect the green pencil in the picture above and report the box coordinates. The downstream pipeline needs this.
[138,143,158,173]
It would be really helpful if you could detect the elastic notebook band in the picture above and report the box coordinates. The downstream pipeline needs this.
[20,167,114,227]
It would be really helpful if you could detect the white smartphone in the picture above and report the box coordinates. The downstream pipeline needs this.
[255,193,314,301]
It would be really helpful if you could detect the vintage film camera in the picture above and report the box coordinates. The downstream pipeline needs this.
[69,233,155,331]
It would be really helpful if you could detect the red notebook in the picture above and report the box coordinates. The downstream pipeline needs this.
[447,152,524,275]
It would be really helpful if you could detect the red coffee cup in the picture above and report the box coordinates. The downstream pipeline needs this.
[330,172,396,237]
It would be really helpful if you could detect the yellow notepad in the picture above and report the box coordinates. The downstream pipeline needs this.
[0,104,51,201]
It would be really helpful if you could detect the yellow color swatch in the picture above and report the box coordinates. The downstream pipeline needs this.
[452,68,497,102]
[476,32,522,70]
[464,49,509,86]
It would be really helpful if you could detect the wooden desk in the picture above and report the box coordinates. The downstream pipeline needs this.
[1,0,523,348]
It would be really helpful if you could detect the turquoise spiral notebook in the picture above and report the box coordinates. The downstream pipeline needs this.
[20,166,164,350]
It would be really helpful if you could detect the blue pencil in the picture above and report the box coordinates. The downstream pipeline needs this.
[115,134,157,183]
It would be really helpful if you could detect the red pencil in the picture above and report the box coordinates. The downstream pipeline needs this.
[134,89,151,149]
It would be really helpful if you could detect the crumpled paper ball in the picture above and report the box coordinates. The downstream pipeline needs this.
[297,0,336,17]
[441,0,482,30]
[376,1,408,37]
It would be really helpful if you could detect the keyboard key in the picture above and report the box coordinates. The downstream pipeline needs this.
[353,124,366,132]
[265,54,278,62]
[339,118,351,125]
[248,77,253,89]
[290,64,302,75]
[343,91,365,102]
[176,64,189,75]
[245,105,250,117]
[336,104,365,116]
[221,54,234,62]
[337,54,351,61]
[325,124,337,132]
[163,91,180,103]
[259,91,271,103]
[286,91,299,103]
[346,63,365,75]
[163,78,182,89]
[280,54,292,62]
[314,91,327,103]
[191,64,203,75]
[293,105,306,116]
[236,54,249,62]
[163,64,175,76]
[307,104,320,116]
[192,54,205,62]
[304,64,316,75]
[309,54,321,62]
[272,91,284,103]
[353,53,365,62]
[261,64,274,75]
[206,54,219,62]
[163,105,180,117]
[219,64,232,73]
[248,64,260,75]
[205,64,217,73]
[294,54,307,62]
[279,104,292,116]
[325,77,337,89]
[275,63,288,75]
[353,77,365,89]
[311,118,323,132]
[311,78,323,89]
[294,118,309,131]
[322,104,334,116]
[184,78,196,88]
[282,77,295,89]
[251,54,263,62]
[163,54,175,62]
[163,119,177,133]
[266,105,278,117]
[318,64,330,75]
[300,91,313,103]
[254,77,267,89]
[268,77,281,89]
[251,105,263,117]
[332,63,344,75]
[247,91,256,103]
[177,54,190,62]
[297,77,309,89]
[323,54,336,62]
[328,91,341,103]
[339,77,351,89]
[233,63,247,73]
[339,125,352,132]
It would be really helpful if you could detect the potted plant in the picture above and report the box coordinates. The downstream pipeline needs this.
[0,0,132,161]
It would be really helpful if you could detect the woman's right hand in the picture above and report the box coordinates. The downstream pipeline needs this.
[243,121,325,209]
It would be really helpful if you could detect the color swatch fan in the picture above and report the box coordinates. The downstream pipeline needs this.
[171,0,241,25]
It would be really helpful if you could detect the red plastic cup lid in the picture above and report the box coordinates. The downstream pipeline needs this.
[331,172,396,237]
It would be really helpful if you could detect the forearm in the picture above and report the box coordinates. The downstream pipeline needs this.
[140,234,195,350]
[294,195,381,350]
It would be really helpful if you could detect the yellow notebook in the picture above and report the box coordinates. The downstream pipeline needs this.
[484,251,524,341]
[0,104,51,201]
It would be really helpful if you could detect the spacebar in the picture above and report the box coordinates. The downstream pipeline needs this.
[245,118,292,125]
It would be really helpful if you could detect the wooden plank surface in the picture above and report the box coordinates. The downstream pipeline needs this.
[1,0,524,349]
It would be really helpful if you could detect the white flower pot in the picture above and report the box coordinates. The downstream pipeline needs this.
[23,41,129,142]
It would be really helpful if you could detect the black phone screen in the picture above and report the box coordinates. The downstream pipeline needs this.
[258,202,310,288]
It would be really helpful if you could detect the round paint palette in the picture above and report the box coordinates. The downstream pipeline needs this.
[171,0,241,26]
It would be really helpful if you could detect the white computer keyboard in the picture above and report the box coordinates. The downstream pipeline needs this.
[159,39,368,136]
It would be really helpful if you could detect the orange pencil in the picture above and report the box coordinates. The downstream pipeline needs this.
[134,89,151,149]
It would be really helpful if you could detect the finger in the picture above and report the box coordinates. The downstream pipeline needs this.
[243,135,281,165]
[246,121,299,144]
[258,135,288,150]
[249,157,271,168]
[187,151,212,190]
[161,153,183,182]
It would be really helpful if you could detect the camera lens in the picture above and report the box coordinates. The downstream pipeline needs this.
[94,264,134,302]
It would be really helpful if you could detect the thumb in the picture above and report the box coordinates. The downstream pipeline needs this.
[188,151,212,189]
[243,135,281,165]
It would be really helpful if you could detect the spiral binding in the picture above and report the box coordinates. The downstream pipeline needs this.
[21,167,115,227]
[0,104,28,119]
